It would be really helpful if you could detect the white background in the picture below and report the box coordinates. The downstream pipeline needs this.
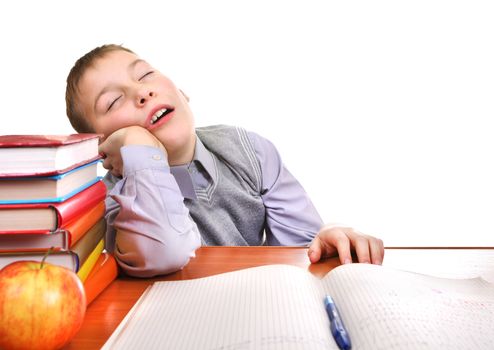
[1,1,493,246]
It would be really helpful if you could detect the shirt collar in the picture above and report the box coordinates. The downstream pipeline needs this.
[192,135,216,179]
[170,135,216,200]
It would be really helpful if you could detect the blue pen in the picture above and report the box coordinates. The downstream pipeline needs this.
[324,295,352,350]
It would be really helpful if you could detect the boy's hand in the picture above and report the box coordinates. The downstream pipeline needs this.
[308,224,384,265]
[99,126,167,177]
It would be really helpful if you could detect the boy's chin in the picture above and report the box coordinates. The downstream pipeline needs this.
[155,127,194,148]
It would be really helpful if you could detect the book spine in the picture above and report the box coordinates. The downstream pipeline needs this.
[64,200,105,246]
[83,253,118,306]
[77,239,105,282]
[54,180,107,227]
[71,219,106,265]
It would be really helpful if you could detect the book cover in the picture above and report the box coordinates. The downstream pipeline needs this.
[0,134,100,148]
[83,252,118,305]
[0,201,105,252]
[0,160,101,204]
[0,218,105,273]
[0,180,106,233]
[77,239,105,282]
[0,251,79,272]
[0,134,101,177]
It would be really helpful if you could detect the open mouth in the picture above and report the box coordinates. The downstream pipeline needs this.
[150,108,174,125]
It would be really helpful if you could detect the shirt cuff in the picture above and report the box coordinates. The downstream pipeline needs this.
[120,145,169,174]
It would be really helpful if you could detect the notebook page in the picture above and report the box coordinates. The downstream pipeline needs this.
[102,265,336,350]
[321,263,494,350]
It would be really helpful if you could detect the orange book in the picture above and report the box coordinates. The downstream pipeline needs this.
[83,252,118,306]
[64,200,105,246]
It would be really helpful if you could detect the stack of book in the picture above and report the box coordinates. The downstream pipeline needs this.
[0,134,118,305]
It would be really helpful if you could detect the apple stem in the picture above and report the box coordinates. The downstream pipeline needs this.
[40,246,55,269]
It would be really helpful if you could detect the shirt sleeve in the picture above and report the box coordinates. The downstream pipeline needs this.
[103,145,201,277]
[248,131,324,246]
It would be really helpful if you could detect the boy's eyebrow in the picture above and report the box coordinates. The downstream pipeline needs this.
[128,58,146,72]
[92,58,146,112]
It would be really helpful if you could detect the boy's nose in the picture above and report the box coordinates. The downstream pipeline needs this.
[138,91,155,105]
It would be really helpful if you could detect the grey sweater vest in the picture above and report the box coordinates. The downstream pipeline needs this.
[189,125,266,245]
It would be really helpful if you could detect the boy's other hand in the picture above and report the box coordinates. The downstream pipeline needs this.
[308,224,384,265]
[99,126,167,177]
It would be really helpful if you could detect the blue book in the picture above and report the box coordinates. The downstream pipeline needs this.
[0,160,102,204]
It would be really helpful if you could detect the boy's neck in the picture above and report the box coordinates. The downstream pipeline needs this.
[168,136,196,166]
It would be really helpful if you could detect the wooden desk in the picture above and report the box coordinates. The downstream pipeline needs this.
[64,246,494,349]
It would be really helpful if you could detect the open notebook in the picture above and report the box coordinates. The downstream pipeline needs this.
[102,263,494,350]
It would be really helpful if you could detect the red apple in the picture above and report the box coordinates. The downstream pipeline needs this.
[0,260,86,350]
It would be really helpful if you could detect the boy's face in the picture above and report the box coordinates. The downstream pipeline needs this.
[77,50,195,159]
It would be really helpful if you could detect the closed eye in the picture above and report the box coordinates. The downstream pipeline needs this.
[107,96,122,111]
[139,71,154,80]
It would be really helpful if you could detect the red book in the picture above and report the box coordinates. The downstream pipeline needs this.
[83,253,118,306]
[0,134,101,177]
[0,180,106,234]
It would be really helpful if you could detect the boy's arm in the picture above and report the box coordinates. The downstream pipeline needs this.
[103,145,201,277]
[249,131,384,264]
[247,131,324,245]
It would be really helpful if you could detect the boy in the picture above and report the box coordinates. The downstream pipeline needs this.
[65,44,384,277]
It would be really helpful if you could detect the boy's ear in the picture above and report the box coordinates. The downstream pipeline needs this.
[179,89,190,102]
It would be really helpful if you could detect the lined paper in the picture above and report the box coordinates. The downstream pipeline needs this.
[323,264,494,349]
[103,264,494,350]
[102,265,334,350]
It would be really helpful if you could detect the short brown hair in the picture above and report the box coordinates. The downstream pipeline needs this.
[65,44,134,133]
